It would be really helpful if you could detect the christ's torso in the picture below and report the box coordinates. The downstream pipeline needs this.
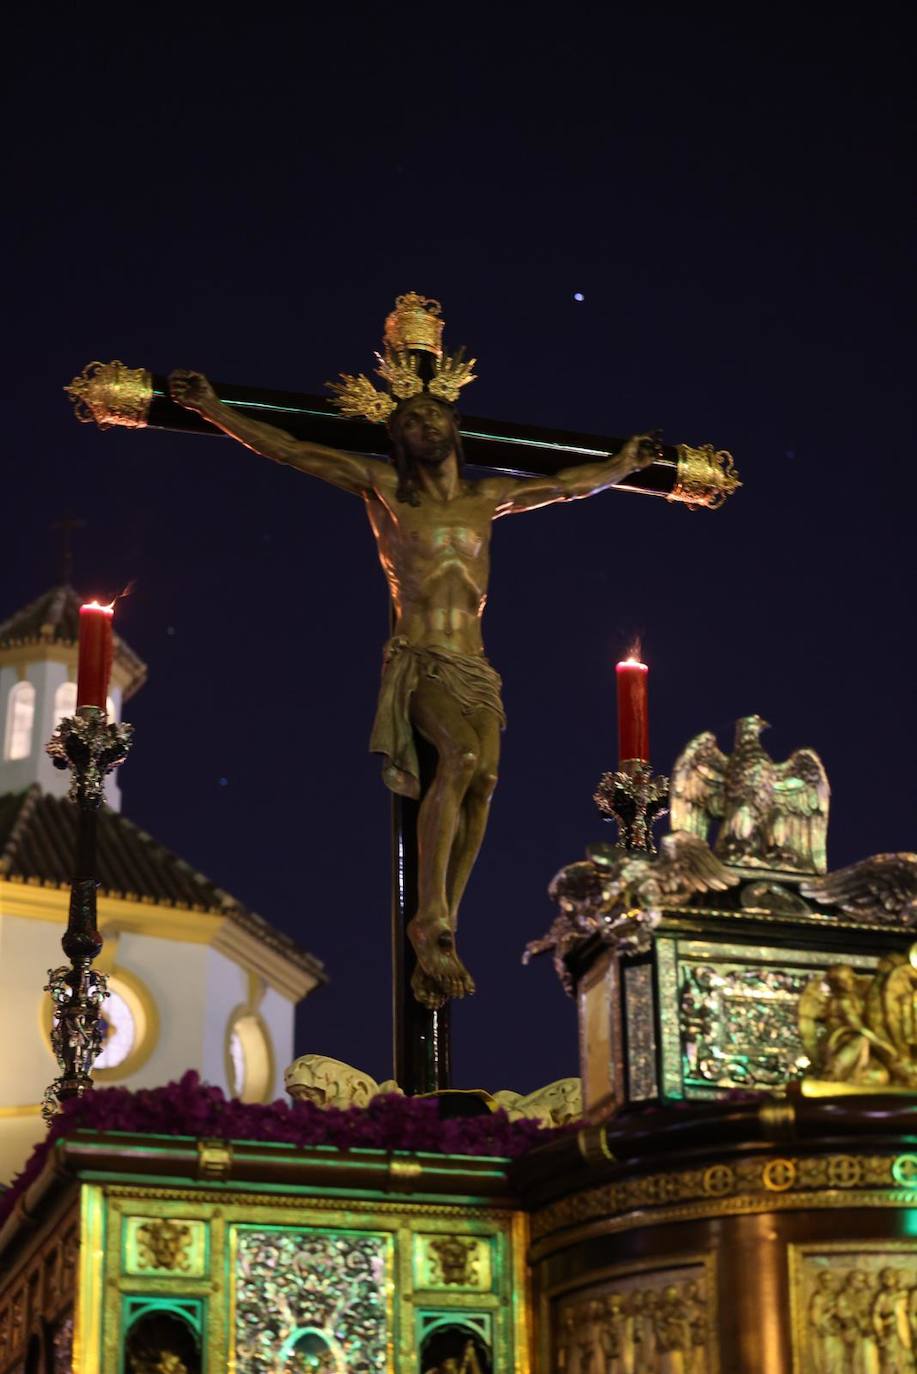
[365,484,494,656]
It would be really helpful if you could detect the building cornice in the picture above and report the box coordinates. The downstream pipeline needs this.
[0,880,321,1003]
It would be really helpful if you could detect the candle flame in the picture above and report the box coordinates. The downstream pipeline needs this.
[617,636,647,669]
[82,600,115,614]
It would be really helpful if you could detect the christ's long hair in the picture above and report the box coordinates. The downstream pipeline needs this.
[387,396,465,505]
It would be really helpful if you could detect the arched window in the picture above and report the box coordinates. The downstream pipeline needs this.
[226,1012,275,1103]
[4,681,36,760]
[53,682,117,724]
[53,680,77,725]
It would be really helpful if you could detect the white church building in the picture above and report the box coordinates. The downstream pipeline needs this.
[0,583,324,1185]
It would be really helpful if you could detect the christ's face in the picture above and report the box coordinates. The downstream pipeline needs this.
[396,396,455,465]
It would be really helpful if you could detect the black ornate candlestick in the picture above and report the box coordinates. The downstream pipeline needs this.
[593,759,670,853]
[42,706,133,1122]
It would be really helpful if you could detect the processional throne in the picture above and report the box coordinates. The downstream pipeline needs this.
[522,714,917,1373]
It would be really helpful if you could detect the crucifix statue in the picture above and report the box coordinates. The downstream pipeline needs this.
[167,296,657,1010]
[66,294,739,1090]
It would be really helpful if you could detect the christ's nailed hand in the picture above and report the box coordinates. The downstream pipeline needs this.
[169,369,219,416]
[621,433,659,470]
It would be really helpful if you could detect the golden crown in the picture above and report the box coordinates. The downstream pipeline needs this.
[327,293,477,424]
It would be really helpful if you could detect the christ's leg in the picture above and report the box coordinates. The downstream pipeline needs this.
[407,679,479,1007]
[446,707,501,925]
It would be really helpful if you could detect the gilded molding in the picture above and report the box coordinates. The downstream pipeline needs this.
[758,1100,798,1139]
[532,1152,917,1243]
[64,360,153,429]
[577,1127,616,1167]
[103,1183,512,1223]
[389,1159,424,1181]
[669,442,741,509]
[196,1140,232,1181]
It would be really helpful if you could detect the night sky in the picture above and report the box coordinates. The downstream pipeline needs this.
[8,11,915,1093]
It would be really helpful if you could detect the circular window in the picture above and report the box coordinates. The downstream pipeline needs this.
[225,1011,274,1103]
[95,987,136,1069]
[42,966,158,1082]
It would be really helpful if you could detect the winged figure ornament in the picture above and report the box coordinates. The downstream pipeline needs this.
[799,950,917,1086]
[524,832,738,994]
[800,854,917,926]
[670,715,829,874]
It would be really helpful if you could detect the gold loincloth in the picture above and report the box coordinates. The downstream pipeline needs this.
[370,636,506,800]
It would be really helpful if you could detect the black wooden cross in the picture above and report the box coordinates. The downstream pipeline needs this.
[66,364,739,1094]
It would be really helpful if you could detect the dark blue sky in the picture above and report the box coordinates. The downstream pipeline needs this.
[8,9,915,1091]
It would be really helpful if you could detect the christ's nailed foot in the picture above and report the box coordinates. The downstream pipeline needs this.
[407,915,476,1007]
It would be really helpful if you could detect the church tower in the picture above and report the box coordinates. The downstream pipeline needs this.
[0,584,324,1185]
[0,583,145,810]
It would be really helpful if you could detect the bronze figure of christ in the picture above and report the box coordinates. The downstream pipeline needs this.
[169,370,655,1009]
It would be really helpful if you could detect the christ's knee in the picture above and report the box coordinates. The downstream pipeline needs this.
[470,767,498,802]
[441,745,478,789]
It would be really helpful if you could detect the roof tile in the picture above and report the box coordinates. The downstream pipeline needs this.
[0,786,324,983]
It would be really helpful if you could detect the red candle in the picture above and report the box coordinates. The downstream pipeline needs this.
[616,651,649,763]
[76,602,114,709]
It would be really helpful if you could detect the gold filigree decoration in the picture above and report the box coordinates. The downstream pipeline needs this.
[669,442,741,509]
[384,293,444,356]
[64,360,153,429]
[326,372,398,423]
[427,347,477,404]
[327,293,477,423]
[134,1218,193,1272]
[427,1235,480,1286]
[375,347,424,400]
[799,946,917,1089]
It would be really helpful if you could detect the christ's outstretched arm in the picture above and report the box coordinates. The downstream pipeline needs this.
[483,433,657,516]
[169,370,391,498]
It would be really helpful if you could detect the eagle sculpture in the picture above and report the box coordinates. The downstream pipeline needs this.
[670,715,829,874]
[524,832,738,993]
[801,854,917,926]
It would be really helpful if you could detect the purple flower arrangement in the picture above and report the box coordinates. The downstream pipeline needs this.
[0,1072,560,1226]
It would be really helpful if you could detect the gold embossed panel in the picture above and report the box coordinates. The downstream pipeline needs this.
[789,1242,917,1374]
[123,1216,207,1277]
[553,1256,717,1374]
[657,938,879,1099]
[413,1233,493,1291]
[230,1225,393,1372]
